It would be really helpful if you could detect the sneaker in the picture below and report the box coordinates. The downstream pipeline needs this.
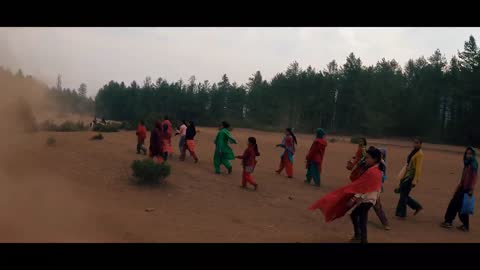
[457,225,469,232]
[384,225,391,231]
[440,222,453,229]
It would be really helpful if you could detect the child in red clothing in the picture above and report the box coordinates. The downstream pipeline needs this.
[236,137,260,190]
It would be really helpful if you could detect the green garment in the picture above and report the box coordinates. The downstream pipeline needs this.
[305,162,321,186]
[214,128,236,160]
[213,128,236,173]
[214,154,232,174]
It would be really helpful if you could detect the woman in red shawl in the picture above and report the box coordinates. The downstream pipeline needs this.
[309,147,383,244]
[161,116,174,161]
[149,120,164,163]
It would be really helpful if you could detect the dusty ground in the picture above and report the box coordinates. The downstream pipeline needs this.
[0,127,478,243]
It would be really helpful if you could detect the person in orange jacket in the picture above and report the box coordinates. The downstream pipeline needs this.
[236,137,260,190]
[305,128,328,187]
[136,120,147,155]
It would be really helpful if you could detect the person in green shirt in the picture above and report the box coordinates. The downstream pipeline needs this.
[214,121,237,174]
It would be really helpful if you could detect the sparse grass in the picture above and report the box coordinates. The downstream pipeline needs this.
[93,124,119,132]
[46,137,56,146]
[329,138,338,143]
[131,159,171,185]
[350,136,362,144]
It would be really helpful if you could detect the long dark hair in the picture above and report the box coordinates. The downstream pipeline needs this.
[248,137,260,156]
[222,121,230,129]
[286,128,297,145]
[366,147,385,172]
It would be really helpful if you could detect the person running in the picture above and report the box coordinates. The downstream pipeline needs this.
[309,147,383,244]
[395,137,424,219]
[136,120,147,155]
[214,121,237,174]
[275,128,297,178]
[181,120,199,163]
[149,120,164,163]
[441,146,478,232]
[161,116,174,161]
[373,148,390,230]
[305,128,328,187]
[236,137,260,190]
[347,137,367,181]
[176,120,187,154]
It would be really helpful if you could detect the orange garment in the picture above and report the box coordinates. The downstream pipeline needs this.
[277,152,293,177]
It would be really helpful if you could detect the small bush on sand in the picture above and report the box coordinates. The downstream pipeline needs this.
[131,159,171,185]
[46,137,56,146]
[90,133,104,140]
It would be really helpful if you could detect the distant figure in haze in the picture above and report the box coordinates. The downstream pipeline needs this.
[136,120,147,155]
[180,120,199,163]
[176,120,187,155]
[161,116,174,161]
[395,137,424,219]
[213,121,237,174]
[149,120,164,163]
[305,128,328,187]
[309,147,383,244]
[236,137,260,191]
[275,128,297,178]
[347,137,368,181]
[441,146,477,232]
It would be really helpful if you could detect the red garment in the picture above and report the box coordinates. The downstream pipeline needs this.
[161,120,173,139]
[182,140,198,161]
[136,124,147,143]
[237,145,259,167]
[242,171,256,187]
[305,138,327,172]
[308,164,382,222]
[459,165,477,191]
[278,153,293,177]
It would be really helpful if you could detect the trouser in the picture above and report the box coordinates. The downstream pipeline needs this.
[351,203,373,243]
[214,153,232,174]
[181,143,198,161]
[373,196,389,226]
[242,171,256,187]
[137,138,147,154]
[178,136,186,153]
[277,153,293,177]
[162,152,169,161]
[305,162,321,186]
[444,189,470,229]
[395,178,422,217]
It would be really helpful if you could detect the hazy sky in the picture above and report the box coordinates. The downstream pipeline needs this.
[1,27,480,97]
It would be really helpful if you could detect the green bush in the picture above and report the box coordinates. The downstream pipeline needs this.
[131,159,171,185]
[46,137,56,146]
[40,120,88,132]
[90,133,104,140]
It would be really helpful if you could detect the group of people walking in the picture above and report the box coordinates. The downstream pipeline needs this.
[135,119,477,243]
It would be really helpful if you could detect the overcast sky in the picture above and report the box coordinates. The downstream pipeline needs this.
[1,27,480,97]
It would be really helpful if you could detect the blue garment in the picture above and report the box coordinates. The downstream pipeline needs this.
[461,193,475,215]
